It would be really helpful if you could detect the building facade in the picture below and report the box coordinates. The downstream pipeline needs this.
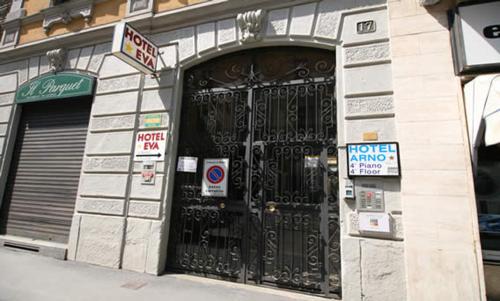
[0,0,489,300]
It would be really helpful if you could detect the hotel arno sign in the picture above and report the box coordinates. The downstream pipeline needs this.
[451,1,500,75]
[15,73,95,104]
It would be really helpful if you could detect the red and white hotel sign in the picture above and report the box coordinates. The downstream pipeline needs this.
[112,22,159,74]
[134,130,168,161]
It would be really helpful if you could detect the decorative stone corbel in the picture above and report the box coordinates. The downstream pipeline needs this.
[237,9,265,43]
[43,12,71,34]
[42,1,93,34]
[47,48,67,72]
[418,0,441,6]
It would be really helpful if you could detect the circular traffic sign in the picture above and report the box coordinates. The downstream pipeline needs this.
[207,165,225,184]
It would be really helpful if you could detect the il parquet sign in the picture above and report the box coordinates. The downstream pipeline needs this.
[112,22,159,74]
[15,73,95,104]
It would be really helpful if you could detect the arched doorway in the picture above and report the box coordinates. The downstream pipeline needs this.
[167,47,340,296]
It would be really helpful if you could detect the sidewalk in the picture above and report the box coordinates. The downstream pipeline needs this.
[0,247,326,301]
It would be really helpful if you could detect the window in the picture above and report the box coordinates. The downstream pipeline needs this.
[0,0,12,42]
[476,143,500,261]
[464,74,500,262]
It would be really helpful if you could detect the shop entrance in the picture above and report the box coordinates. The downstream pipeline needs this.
[167,47,340,296]
[0,98,92,243]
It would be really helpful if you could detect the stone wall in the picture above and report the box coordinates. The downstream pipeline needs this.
[63,43,178,275]
[148,0,407,300]
[0,40,177,274]
[388,0,486,300]
[0,60,27,209]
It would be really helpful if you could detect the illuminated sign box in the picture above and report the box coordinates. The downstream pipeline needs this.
[451,1,500,75]
[112,22,159,75]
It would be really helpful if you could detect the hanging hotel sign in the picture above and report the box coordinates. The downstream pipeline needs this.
[134,130,168,161]
[451,1,500,74]
[15,73,94,104]
[112,22,159,74]
[202,159,229,197]
[347,142,400,177]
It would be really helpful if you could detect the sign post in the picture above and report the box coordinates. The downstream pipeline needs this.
[111,22,159,75]
[347,142,400,177]
[202,159,229,197]
[134,130,168,161]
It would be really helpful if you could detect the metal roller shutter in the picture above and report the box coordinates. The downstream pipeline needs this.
[0,98,91,243]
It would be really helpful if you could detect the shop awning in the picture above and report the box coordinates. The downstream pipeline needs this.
[464,74,500,166]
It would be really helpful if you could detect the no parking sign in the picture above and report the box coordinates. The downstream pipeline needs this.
[202,159,229,197]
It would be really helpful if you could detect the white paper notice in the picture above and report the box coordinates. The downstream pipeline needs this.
[177,156,198,173]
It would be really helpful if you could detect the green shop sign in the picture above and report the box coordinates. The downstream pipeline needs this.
[15,73,95,104]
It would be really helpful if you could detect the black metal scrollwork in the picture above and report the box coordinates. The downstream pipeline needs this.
[167,47,340,296]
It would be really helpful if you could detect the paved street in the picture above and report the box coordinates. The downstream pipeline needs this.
[0,247,325,301]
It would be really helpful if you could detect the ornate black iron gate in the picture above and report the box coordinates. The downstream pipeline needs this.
[167,47,340,296]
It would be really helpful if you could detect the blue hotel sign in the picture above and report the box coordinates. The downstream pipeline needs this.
[15,73,95,104]
[347,142,400,177]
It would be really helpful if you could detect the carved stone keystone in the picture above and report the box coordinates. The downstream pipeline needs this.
[47,48,67,72]
[237,9,265,43]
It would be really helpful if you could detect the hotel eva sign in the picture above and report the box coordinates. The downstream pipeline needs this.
[15,73,94,104]
[112,22,159,74]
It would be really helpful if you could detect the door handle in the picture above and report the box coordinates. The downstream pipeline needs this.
[265,202,277,213]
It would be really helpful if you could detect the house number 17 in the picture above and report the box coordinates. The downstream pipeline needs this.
[357,20,377,34]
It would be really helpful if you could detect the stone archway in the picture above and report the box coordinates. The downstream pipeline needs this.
[166,46,340,296]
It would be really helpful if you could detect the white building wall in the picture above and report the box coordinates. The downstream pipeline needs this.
[147,1,406,300]
[388,0,486,300]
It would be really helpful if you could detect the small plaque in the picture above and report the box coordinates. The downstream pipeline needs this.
[359,212,391,234]
[363,131,378,141]
[357,20,376,34]
[144,114,162,128]
[141,161,156,185]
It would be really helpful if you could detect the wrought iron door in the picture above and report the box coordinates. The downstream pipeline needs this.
[167,47,340,296]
